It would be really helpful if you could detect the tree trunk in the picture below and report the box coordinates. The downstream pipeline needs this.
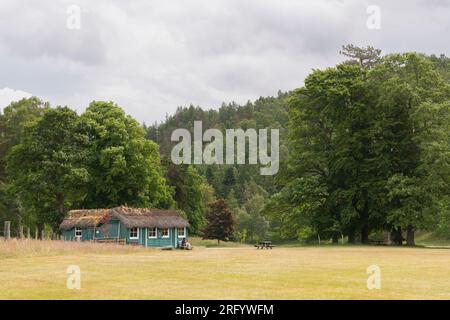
[348,228,356,244]
[55,193,65,236]
[360,196,370,244]
[389,229,396,245]
[361,225,369,244]
[406,225,415,247]
[4,221,11,240]
[332,234,338,244]
[396,226,403,245]
[56,193,65,218]
[391,226,403,245]
[37,223,44,240]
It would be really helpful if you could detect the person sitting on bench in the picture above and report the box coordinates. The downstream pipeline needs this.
[181,238,193,250]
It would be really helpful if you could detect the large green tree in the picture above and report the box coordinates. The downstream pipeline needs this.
[369,53,450,245]
[80,101,173,209]
[284,62,382,243]
[7,107,89,232]
[0,97,48,233]
[269,48,450,245]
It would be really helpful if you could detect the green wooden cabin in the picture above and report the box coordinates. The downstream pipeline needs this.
[59,207,189,248]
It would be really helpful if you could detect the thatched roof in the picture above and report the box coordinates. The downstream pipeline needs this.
[111,207,189,229]
[59,209,110,230]
[59,206,189,230]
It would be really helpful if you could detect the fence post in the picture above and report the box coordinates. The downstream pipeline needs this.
[4,221,11,240]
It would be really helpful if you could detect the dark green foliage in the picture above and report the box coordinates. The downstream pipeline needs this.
[202,199,235,244]
[7,107,89,232]
[0,97,49,180]
[428,54,450,81]
[0,97,48,234]
[236,181,269,242]
[340,44,382,69]
[3,101,174,234]
[146,93,289,199]
[146,93,289,238]
[270,48,450,244]
[164,161,209,234]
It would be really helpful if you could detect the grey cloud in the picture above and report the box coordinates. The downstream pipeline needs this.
[0,0,448,123]
[0,0,106,65]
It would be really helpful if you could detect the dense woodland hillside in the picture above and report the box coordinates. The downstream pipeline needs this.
[145,93,289,238]
[1,46,449,244]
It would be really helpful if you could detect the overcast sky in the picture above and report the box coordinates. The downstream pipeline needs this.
[0,0,449,123]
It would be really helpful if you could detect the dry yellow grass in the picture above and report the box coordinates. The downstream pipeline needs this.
[0,238,145,258]
[0,239,449,299]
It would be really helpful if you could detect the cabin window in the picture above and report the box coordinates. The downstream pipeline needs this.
[177,227,186,238]
[75,227,82,238]
[148,227,157,238]
[161,228,170,238]
[129,227,139,239]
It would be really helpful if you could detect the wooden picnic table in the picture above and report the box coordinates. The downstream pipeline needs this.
[254,241,275,249]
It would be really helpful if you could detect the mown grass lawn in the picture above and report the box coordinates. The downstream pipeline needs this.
[0,239,449,299]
